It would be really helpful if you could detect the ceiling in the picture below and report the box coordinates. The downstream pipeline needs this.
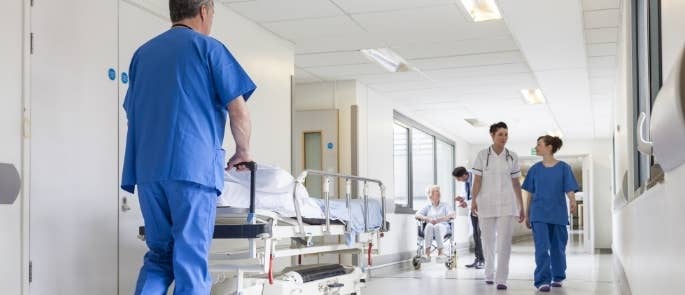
[220,0,619,144]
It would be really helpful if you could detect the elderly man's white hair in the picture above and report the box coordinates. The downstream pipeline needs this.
[425,184,440,198]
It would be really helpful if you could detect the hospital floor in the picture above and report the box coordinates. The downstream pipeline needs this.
[364,232,617,294]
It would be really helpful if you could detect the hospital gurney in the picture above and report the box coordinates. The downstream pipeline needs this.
[138,162,389,294]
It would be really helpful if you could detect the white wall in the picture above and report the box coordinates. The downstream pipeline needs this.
[293,80,357,178]
[612,0,685,293]
[0,0,24,294]
[212,5,294,171]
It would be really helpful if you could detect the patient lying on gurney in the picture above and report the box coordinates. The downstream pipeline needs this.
[217,165,384,237]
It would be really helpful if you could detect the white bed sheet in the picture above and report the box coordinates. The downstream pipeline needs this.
[217,165,324,219]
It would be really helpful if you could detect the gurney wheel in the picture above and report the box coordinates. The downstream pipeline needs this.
[412,257,422,270]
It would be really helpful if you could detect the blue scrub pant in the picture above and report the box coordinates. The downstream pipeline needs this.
[134,180,217,295]
[531,222,568,288]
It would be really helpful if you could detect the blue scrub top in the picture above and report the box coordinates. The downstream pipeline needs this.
[121,27,256,195]
[522,161,579,225]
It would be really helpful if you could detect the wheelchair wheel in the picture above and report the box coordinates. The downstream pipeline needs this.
[412,256,422,270]
[445,250,457,270]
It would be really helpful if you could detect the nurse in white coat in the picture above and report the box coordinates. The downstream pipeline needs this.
[470,122,525,290]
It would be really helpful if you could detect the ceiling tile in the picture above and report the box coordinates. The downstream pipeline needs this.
[590,77,616,94]
[410,51,525,70]
[263,16,365,41]
[331,0,454,14]
[296,51,370,68]
[294,32,385,54]
[226,0,342,22]
[391,37,519,60]
[423,64,533,81]
[584,9,620,28]
[589,56,617,70]
[305,63,389,80]
[587,43,617,56]
[581,0,620,11]
[585,28,619,43]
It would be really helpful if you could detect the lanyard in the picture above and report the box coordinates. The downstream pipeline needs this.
[172,24,193,30]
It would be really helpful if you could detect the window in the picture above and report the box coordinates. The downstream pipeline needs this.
[393,124,410,207]
[436,140,455,204]
[393,111,456,213]
[632,0,662,194]
[411,129,435,210]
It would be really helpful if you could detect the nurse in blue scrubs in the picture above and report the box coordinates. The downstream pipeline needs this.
[522,135,579,292]
[121,1,256,294]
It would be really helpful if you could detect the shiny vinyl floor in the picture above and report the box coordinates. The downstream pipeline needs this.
[365,233,617,294]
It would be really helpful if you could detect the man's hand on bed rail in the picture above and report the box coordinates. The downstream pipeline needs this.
[226,151,253,171]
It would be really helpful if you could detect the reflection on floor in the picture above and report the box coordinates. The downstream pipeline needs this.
[365,232,616,294]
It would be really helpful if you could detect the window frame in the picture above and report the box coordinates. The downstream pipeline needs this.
[393,111,456,214]
[631,0,662,198]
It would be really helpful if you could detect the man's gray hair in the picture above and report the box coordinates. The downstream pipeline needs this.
[169,0,213,22]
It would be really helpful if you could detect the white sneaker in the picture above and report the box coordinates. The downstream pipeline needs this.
[421,256,432,263]
[435,255,447,264]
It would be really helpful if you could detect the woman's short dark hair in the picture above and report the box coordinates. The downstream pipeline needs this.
[538,135,564,154]
[169,0,213,22]
[452,167,468,178]
[489,122,508,134]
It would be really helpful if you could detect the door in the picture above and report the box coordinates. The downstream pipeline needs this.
[29,0,119,293]
[292,110,339,197]
[117,2,169,294]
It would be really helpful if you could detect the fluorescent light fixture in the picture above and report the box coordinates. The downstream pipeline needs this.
[547,130,564,138]
[521,88,546,105]
[459,0,502,22]
[465,118,487,127]
[360,48,410,73]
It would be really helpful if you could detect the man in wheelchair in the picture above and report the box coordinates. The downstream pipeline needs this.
[414,185,467,265]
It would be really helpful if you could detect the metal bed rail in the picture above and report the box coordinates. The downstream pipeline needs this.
[291,170,388,236]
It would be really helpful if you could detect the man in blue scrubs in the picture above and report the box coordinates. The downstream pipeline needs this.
[121,1,256,294]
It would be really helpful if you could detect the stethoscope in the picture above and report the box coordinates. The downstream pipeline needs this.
[485,146,514,169]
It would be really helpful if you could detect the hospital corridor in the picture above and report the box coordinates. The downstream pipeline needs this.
[1,0,684,294]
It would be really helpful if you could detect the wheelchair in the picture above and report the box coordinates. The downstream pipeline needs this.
[411,219,457,270]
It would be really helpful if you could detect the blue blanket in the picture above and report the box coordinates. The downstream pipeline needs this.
[310,198,383,233]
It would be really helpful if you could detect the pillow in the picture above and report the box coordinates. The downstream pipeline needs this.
[217,179,324,219]
[224,164,294,194]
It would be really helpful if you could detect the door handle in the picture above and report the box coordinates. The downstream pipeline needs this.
[637,112,653,156]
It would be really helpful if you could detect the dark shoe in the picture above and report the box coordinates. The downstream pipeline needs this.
[497,284,507,290]
[465,260,478,268]
[538,285,551,292]
[486,280,494,285]
[551,281,563,288]
[475,261,485,269]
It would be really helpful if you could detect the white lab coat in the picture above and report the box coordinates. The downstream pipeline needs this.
[471,146,521,218]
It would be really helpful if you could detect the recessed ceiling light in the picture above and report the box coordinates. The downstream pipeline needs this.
[465,118,487,127]
[360,48,410,73]
[459,0,502,22]
[521,88,546,105]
